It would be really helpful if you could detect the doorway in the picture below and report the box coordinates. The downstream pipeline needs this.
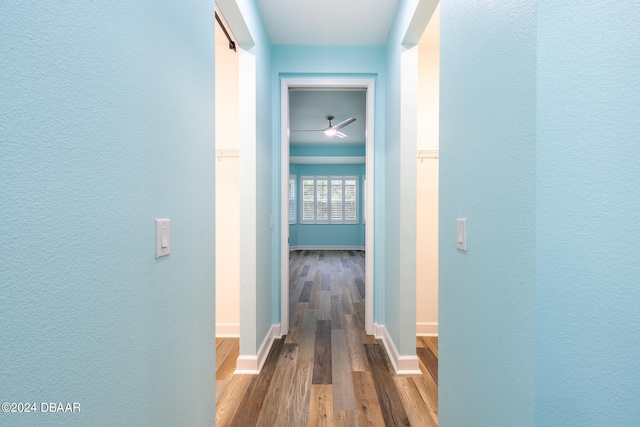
[214,6,241,402]
[280,78,376,337]
[214,7,240,339]
[416,2,440,337]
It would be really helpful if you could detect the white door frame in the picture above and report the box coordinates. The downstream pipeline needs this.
[280,77,375,336]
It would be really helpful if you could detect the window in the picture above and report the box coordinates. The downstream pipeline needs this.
[289,175,296,224]
[300,176,358,224]
[344,178,357,222]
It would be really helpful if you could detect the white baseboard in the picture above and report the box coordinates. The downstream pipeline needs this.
[234,324,281,375]
[289,245,365,251]
[216,322,240,338]
[416,322,439,337]
[374,323,421,376]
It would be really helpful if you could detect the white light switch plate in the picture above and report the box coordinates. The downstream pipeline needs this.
[156,219,170,258]
[456,218,467,251]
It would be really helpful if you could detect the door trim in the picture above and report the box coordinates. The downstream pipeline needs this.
[280,77,375,336]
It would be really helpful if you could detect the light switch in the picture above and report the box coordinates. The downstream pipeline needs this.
[156,219,170,258]
[161,228,168,248]
[456,218,467,251]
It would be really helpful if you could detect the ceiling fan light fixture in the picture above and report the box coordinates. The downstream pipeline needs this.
[324,128,337,136]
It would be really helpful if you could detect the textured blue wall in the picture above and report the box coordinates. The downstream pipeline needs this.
[384,0,420,356]
[439,0,537,425]
[440,1,640,425]
[0,1,215,426]
[535,2,640,425]
[289,163,365,248]
[290,145,366,157]
[235,0,274,356]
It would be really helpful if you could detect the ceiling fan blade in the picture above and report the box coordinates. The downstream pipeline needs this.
[332,117,356,130]
[333,131,347,138]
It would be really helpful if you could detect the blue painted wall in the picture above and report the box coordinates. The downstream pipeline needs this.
[233,0,274,356]
[271,45,387,325]
[439,0,537,425]
[440,1,640,425]
[289,163,365,248]
[290,145,365,157]
[535,2,640,425]
[0,2,215,425]
[384,0,420,356]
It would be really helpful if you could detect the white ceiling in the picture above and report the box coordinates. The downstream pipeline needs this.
[289,90,366,146]
[256,0,400,45]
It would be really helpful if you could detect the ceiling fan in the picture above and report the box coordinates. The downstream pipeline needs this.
[294,115,356,139]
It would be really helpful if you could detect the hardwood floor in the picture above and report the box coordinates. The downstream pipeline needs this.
[216,250,438,426]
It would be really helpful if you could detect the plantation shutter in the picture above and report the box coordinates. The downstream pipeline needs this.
[288,176,296,223]
[300,176,358,224]
[344,178,357,222]
[331,179,343,221]
[316,179,328,221]
[302,178,315,222]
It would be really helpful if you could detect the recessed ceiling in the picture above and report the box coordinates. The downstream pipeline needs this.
[256,0,400,45]
[289,90,366,146]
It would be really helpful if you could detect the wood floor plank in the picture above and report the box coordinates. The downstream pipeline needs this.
[309,271,322,309]
[290,277,306,305]
[416,357,439,418]
[215,380,229,403]
[330,295,343,329]
[347,279,362,304]
[394,376,437,427]
[299,280,314,302]
[229,339,284,426]
[289,251,305,279]
[276,356,313,426]
[331,330,357,410]
[309,384,334,427]
[216,337,238,378]
[216,339,239,381]
[215,374,253,427]
[312,320,332,384]
[333,410,359,426]
[417,346,438,385]
[353,301,365,330]
[422,336,439,357]
[354,276,365,299]
[300,308,319,360]
[254,343,300,427]
[300,264,310,277]
[344,314,369,371]
[340,287,355,315]
[352,370,386,426]
[322,273,331,290]
[285,302,308,344]
[364,344,411,426]
[318,291,332,321]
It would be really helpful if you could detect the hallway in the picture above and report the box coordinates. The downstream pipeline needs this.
[216,251,438,426]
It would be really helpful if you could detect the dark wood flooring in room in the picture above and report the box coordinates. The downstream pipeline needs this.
[216,250,438,426]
